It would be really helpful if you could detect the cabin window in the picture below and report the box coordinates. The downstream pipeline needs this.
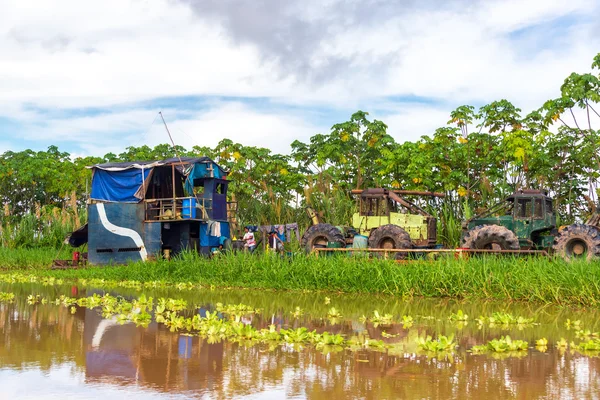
[361,197,388,216]
[215,182,225,195]
[515,199,533,218]
[546,199,553,214]
[534,199,544,219]
[193,179,205,196]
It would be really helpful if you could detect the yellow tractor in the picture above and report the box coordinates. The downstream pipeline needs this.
[302,188,443,255]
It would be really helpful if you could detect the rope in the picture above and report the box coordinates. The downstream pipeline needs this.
[53,240,66,264]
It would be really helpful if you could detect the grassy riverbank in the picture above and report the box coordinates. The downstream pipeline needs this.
[1,249,599,307]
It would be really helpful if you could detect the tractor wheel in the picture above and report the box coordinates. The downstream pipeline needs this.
[552,224,600,261]
[461,225,520,251]
[301,224,345,253]
[368,224,412,259]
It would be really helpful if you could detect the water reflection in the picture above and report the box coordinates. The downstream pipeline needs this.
[1,287,600,399]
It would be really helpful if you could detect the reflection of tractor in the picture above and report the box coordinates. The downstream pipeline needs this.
[461,189,600,260]
[301,188,442,254]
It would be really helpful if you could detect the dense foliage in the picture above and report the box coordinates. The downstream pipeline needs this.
[1,53,600,247]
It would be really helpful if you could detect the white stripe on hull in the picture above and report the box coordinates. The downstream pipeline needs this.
[96,203,148,261]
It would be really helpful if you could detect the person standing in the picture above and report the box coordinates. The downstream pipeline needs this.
[268,229,284,253]
[243,226,257,253]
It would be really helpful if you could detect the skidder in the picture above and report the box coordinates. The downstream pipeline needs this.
[461,189,600,260]
[302,188,442,257]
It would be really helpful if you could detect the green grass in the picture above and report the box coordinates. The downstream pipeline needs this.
[2,249,600,307]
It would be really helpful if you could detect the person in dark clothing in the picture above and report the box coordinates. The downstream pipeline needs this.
[268,230,284,253]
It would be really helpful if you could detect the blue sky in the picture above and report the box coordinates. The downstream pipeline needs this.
[0,0,599,157]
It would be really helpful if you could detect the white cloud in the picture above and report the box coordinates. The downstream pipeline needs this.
[0,0,283,109]
[478,0,592,33]
[1,0,598,109]
[165,102,324,154]
[11,103,324,156]
[0,0,599,155]
[375,105,453,144]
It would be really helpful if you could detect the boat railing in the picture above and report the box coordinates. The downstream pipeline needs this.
[144,197,212,221]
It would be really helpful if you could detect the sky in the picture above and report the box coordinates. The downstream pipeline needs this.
[0,0,599,157]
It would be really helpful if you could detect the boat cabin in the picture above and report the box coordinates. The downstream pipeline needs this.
[75,157,231,265]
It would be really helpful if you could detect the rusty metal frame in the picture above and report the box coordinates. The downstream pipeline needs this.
[312,247,549,258]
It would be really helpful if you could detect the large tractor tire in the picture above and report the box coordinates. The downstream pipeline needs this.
[461,225,520,251]
[368,224,412,259]
[553,224,600,261]
[301,223,345,253]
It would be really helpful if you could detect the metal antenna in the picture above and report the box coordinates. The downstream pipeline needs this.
[159,111,185,163]
[159,112,180,157]
[159,111,187,200]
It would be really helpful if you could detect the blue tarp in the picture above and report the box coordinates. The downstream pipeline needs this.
[90,169,150,202]
[89,157,226,202]
[184,162,224,196]
[199,222,230,247]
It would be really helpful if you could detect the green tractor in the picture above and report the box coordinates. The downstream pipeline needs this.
[461,189,600,260]
[301,188,440,255]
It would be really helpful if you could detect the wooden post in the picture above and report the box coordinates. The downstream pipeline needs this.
[141,166,146,220]
[171,164,176,215]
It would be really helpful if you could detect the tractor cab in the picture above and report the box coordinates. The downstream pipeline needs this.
[358,188,395,217]
[464,189,556,249]
[508,190,556,239]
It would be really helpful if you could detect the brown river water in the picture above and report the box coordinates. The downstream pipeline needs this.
[1,282,600,399]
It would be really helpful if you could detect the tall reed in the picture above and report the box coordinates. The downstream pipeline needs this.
[0,203,86,249]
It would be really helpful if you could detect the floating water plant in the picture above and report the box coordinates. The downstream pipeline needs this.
[371,310,394,325]
[448,309,468,322]
[27,294,42,305]
[565,319,582,330]
[476,312,534,328]
[314,332,345,347]
[470,336,528,354]
[571,338,600,353]
[347,334,386,351]
[0,292,15,303]
[175,282,196,291]
[159,297,188,312]
[281,327,311,344]
[15,290,600,360]
[291,307,304,318]
[327,307,342,319]
[417,334,456,352]
[535,338,548,352]
[556,338,568,349]
[216,302,259,317]
[133,294,153,309]
[401,315,414,328]
[41,277,63,286]
[359,310,394,326]
[574,329,599,340]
